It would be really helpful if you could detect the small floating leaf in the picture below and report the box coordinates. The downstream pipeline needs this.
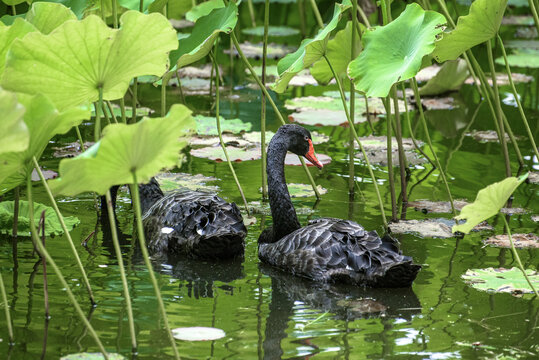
[529,172,539,184]
[421,97,458,110]
[31,168,57,181]
[190,134,249,147]
[190,145,261,162]
[0,200,79,237]
[348,3,445,97]
[453,174,528,234]
[286,183,328,197]
[195,115,252,135]
[242,131,329,145]
[356,149,426,167]
[242,26,300,37]
[389,218,493,238]
[224,41,296,59]
[60,352,125,360]
[53,141,95,158]
[172,326,226,341]
[483,233,539,249]
[462,267,539,295]
[495,48,539,68]
[289,109,368,127]
[432,0,508,62]
[155,172,219,192]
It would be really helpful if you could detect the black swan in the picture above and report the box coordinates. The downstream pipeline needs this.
[258,124,421,287]
[138,178,246,258]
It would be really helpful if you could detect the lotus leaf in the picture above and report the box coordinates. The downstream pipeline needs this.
[224,41,295,59]
[483,233,539,249]
[348,3,445,98]
[242,130,329,145]
[284,183,327,198]
[355,149,427,167]
[311,21,360,85]
[452,174,528,234]
[195,115,252,135]
[49,105,194,196]
[495,48,539,68]
[172,327,226,341]
[529,172,539,184]
[2,0,26,5]
[285,95,391,115]
[169,2,237,70]
[419,59,469,96]
[155,172,219,192]
[25,2,77,34]
[432,0,508,62]
[60,353,125,360]
[185,0,225,22]
[502,16,535,26]
[242,26,300,37]
[1,11,177,111]
[190,134,248,147]
[0,94,89,194]
[462,267,539,295]
[504,40,539,50]
[272,0,351,93]
[0,88,28,154]
[190,146,261,162]
[118,0,155,12]
[34,0,90,19]
[251,0,296,2]
[389,218,493,238]
[0,200,79,237]
[0,18,36,76]
[289,109,367,127]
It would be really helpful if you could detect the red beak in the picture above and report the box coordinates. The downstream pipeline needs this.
[304,139,323,169]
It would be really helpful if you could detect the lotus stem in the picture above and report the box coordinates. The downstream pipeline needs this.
[391,86,408,217]
[32,156,96,305]
[139,0,143,12]
[247,0,257,27]
[38,211,50,319]
[119,98,127,123]
[130,173,180,360]
[161,75,168,116]
[230,32,321,199]
[261,0,270,199]
[11,5,16,15]
[100,0,105,20]
[175,69,186,104]
[400,83,436,167]
[131,79,138,123]
[323,55,388,227]
[502,216,539,296]
[486,40,512,177]
[497,34,539,161]
[0,273,13,344]
[106,101,118,124]
[349,0,360,197]
[112,0,118,28]
[298,0,306,36]
[308,0,324,28]
[411,77,456,216]
[357,4,370,27]
[382,96,397,221]
[95,86,104,142]
[105,190,137,351]
[102,102,111,125]
[528,0,539,40]
[210,51,250,214]
[26,176,108,359]
[12,186,19,237]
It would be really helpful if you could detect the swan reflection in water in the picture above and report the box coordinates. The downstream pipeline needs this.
[259,264,422,360]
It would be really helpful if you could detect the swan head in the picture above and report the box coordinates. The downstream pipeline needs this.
[276,124,323,169]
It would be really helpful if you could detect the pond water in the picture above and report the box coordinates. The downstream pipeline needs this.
[0,66,538,359]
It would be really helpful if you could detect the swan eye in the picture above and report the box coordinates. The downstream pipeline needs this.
[304,136,309,141]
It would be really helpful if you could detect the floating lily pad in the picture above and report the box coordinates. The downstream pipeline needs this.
[223,41,296,59]
[242,131,329,145]
[529,172,539,184]
[168,77,219,94]
[248,200,316,215]
[389,218,493,238]
[0,200,80,237]
[245,64,279,78]
[421,97,459,110]
[155,172,219,192]
[31,168,57,181]
[286,96,380,115]
[53,141,95,158]
[172,326,226,341]
[242,26,300,37]
[408,200,526,215]
[195,115,252,136]
[356,149,427,167]
[532,215,539,222]
[483,233,539,249]
[60,352,125,360]
[285,183,327,197]
[357,136,420,151]
[465,130,515,143]
[285,153,331,167]
[504,40,539,50]
[289,109,368,127]
[91,104,153,118]
[453,174,528,234]
[176,64,219,79]
[336,298,387,314]
[515,26,537,39]
[464,72,533,86]
[495,48,539,68]
[502,15,534,26]
[189,134,249,147]
[190,145,261,162]
[415,65,441,83]
[461,267,539,296]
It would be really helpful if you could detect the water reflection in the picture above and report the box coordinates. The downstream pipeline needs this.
[260,264,421,359]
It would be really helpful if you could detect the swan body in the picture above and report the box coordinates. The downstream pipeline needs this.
[140,178,246,259]
[259,124,420,287]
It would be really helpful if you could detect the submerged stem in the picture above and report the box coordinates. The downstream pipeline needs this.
[26,176,108,359]
[131,173,180,360]
[0,273,13,344]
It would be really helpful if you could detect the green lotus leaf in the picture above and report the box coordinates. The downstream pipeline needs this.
[0,88,28,155]
[452,174,528,234]
[2,0,26,5]
[495,48,539,68]
[0,18,36,76]
[169,2,237,70]
[60,353,125,360]
[283,183,327,198]
[348,3,445,98]
[25,2,77,34]
[49,104,195,196]
[242,25,300,37]
[0,94,89,194]
[419,59,469,96]
[185,0,224,22]
[311,21,360,85]
[462,267,539,295]
[272,0,351,93]
[251,0,296,3]
[195,115,252,135]
[34,0,89,19]
[118,0,154,12]
[0,200,79,237]
[190,145,261,162]
[155,172,219,192]
[289,108,367,127]
[1,11,177,111]
[432,0,508,63]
